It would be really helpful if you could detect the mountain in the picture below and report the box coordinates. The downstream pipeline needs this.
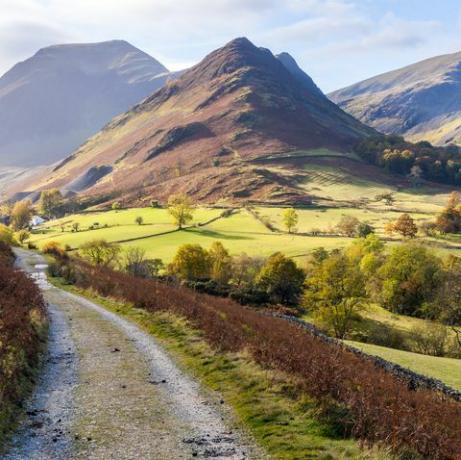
[11,37,375,204]
[0,40,173,167]
[330,51,461,146]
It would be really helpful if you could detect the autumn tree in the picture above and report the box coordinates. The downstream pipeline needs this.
[304,250,365,338]
[123,247,163,278]
[39,189,63,219]
[80,239,121,267]
[167,194,194,229]
[11,200,33,230]
[392,213,418,238]
[208,241,232,284]
[283,208,298,233]
[435,192,461,233]
[257,252,305,305]
[168,244,210,281]
[336,215,360,237]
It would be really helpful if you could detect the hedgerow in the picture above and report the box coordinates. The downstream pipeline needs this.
[61,256,461,459]
[0,243,47,443]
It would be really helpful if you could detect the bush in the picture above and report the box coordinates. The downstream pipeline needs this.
[0,224,17,245]
[0,244,47,439]
[42,241,67,258]
[410,323,449,356]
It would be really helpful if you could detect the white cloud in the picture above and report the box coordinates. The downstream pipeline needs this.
[0,0,459,91]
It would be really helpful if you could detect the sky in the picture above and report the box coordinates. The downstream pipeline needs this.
[1,0,461,93]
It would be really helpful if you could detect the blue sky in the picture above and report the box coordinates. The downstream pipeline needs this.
[1,0,461,92]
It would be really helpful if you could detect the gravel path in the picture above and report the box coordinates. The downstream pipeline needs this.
[4,249,263,460]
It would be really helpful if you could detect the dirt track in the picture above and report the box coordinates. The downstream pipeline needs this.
[4,249,262,460]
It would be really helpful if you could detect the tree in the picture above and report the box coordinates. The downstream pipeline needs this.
[434,192,461,233]
[208,241,232,284]
[39,189,63,219]
[167,194,194,229]
[336,215,360,237]
[304,250,365,339]
[135,216,144,226]
[11,200,33,230]
[231,253,266,287]
[283,208,298,233]
[378,244,442,316]
[123,247,163,278]
[357,222,374,238]
[375,193,395,206]
[79,239,121,267]
[168,244,210,280]
[71,222,80,232]
[112,201,121,211]
[408,165,423,188]
[17,229,30,245]
[257,252,305,305]
[392,213,418,238]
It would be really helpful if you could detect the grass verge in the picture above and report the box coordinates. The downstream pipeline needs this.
[51,277,395,460]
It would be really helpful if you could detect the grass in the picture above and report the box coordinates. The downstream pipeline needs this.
[52,278,395,460]
[295,163,450,213]
[256,207,429,235]
[30,208,352,262]
[346,341,461,391]
[301,304,461,392]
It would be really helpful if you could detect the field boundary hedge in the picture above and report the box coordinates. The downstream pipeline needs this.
[57,256,461,459]
[0,243,47,447]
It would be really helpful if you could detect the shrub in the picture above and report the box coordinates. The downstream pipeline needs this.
[0,224,17,245]
[0,244,47,439]
[410,323,449,357]
[42,241,67,258]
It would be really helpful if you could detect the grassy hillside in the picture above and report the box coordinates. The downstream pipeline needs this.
[347,341,461,391]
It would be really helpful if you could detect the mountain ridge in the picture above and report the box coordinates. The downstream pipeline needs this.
[329,50,461,146]
[8,37,376,204]
[0,40,173,168]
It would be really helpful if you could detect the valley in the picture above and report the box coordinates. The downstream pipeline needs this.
[2,9,461,458]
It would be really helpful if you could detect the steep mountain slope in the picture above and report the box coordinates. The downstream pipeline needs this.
[330,51,461,146]
[0,40,172,167]
[13,37,375,204]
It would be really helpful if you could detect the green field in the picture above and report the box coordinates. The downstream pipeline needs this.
[30,207,353,262]
[30,200,461,263]
[347,341,461,391]
[256,206,429,235]
[292,163,451,212]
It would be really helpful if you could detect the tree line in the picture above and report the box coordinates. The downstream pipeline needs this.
[355,134,461,185]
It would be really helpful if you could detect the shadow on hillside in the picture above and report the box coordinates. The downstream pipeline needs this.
[185,228,252,240]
